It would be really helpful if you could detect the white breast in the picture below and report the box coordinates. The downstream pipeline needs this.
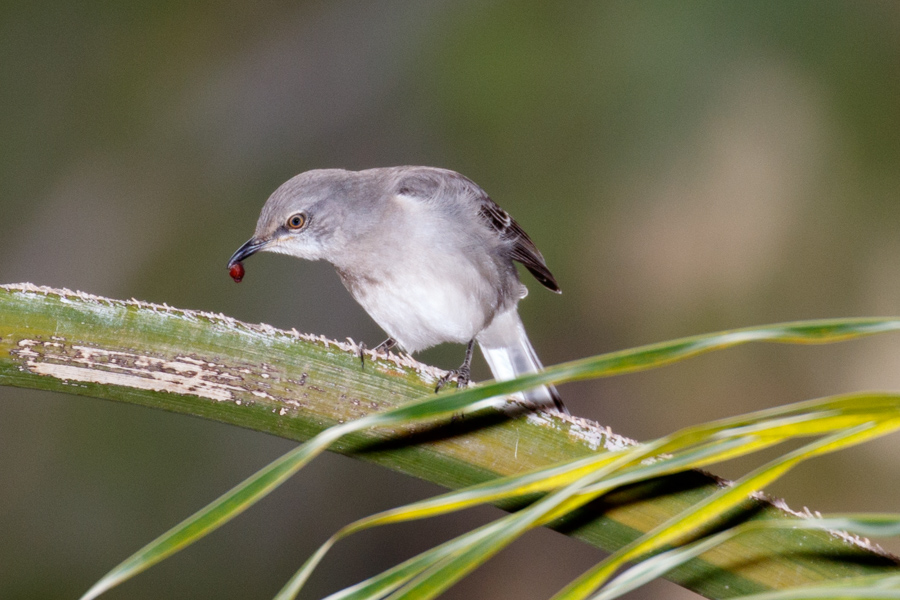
[332,192,512,353]
[347,258,495,353]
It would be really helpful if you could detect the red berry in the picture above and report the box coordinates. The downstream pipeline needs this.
[229,262,245,283]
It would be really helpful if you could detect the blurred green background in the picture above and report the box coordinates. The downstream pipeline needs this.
[2,1,899,598]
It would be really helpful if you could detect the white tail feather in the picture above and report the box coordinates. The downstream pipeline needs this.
[476,310,567,413]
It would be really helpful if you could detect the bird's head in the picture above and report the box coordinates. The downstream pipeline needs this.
[227,169,369,271]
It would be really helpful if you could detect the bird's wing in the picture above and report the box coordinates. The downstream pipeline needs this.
[476,199,561,293]
[391,166,561,293]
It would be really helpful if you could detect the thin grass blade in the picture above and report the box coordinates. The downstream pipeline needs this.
[285,394,900,600]
[79,426,345,600]
[552,420,900,600]
[596,516,900,600]
[734,574,900,600]
[322,521,509,600]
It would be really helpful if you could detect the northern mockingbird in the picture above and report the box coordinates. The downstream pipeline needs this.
[227,166,566,413]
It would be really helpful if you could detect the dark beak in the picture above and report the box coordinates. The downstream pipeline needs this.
[227,237,267,268]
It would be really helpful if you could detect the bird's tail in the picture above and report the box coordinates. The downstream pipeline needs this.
[476,309,568,414]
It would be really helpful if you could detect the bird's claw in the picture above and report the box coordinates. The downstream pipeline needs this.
[435,365,471,393]
[359,338,397,370]
[358,342,367,369]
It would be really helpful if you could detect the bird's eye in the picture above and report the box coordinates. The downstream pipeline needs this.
[286,213,307,230]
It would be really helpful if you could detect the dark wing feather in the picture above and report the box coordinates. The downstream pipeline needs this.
[391,167,561,293]
[478,200,561,293]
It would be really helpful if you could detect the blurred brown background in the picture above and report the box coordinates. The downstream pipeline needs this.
[2,1,899,598]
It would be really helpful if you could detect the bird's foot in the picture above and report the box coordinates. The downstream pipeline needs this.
[435,339,476,393]
[359,338,397,370]
[435,364,471,393]
[374,338,397,354]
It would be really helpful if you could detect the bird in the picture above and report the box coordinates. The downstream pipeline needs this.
[227,166,566,413]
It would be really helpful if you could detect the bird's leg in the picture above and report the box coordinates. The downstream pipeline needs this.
[359,337,397,369]
[435,339,475,393]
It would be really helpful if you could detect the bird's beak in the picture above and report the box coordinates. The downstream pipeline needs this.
[227,237,268,268]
